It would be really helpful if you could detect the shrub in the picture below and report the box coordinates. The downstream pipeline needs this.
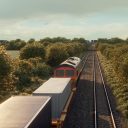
[46,43,69,67]
[6,39,26,50]
[28,57,43,66]
[14,60,33,88]
[0,46,14,90]
[0,46,12,78]
[45,42,86,67]
[20,43,45,60]
[32,63,52,78]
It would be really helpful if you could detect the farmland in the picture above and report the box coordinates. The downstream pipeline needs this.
[6,50,19,59]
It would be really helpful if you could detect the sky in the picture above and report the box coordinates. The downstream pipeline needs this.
[0,0,128,41]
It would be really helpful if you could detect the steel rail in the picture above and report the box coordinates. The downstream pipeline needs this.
[96,53,117,128]
[93,53,97,128]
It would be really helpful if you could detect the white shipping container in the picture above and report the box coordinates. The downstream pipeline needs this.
[0,96,51,128]
[33,78,72,119]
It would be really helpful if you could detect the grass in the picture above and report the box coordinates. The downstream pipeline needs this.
[6,50,19,58]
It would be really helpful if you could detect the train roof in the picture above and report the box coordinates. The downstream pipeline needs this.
[0,96,51,128]
[33,78,71,94]
[67,57,81,61]
[57,57,81,69]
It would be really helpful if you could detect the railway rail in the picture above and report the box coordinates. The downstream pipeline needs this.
[93,53,118,128]
[64,51,120,128]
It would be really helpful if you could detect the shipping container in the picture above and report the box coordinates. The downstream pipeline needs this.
[33,78,71,119]
[0,96,51,128]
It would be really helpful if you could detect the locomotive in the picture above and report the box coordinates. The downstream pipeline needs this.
[54,57,81,88]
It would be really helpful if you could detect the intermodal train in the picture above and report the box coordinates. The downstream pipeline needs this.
[0,56,84,128]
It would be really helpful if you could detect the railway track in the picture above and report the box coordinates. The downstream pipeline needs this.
[93,53,120,128]
[64,51,121,128]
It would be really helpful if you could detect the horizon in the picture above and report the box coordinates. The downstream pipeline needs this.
[1,36,128,42]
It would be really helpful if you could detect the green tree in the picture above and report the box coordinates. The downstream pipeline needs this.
[20,43,45,60]
[46,43,69,66]
[27,57,53,78]
[0,46,13,90]
[32,63,52,78]
[14,60,33,88]
[0,46,12,78]
[72,38,87,44]
[27,38,35,44]
[39,37,52,44]
[6,39,26,50]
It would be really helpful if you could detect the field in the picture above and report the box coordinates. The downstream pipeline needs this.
[6,50,20,59]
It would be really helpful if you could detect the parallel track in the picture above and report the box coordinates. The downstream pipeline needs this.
[63,51,120,128]
[93,52,118,128]
[93,53,97,128]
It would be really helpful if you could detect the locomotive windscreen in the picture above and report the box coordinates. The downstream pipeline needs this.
[56,70,64,77]
[65,70,74,77]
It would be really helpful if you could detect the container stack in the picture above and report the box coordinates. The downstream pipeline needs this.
[33,78,72,119]
[0,96,51,128]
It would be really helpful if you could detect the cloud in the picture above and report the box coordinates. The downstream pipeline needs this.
[0,0,128,19]
[0,15,128,40]
[0,0,128,40]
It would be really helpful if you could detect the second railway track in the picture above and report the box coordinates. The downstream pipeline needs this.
[64,51,121,128]
[94,53,120,128]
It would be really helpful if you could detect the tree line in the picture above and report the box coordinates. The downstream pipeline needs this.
[1,37,88,50]
[0,38,87,102]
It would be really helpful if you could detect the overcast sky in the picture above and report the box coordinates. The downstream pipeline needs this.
[0,0,128,40]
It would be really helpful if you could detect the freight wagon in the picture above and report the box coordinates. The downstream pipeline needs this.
[0,96,51,128]
[33,78,72,127]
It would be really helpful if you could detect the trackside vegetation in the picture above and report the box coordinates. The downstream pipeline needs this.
[0,46,14,101]
[0,37,87,103]
[96,38,128,126]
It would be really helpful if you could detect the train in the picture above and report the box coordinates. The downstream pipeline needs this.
[0,56,84,128]
[54,57,81,79]
[54,57,82,89]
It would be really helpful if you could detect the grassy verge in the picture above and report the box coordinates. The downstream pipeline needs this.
[97,51,128,128]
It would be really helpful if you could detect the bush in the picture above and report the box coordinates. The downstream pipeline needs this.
[45,42,86,67]
[28,57,43,66]
[0,46,14,91]
[14,60,33,88]
[6,39,26,50]
[28,57,53,78]
[46,43,69,67]
[32,63,52,78]
[20,43,45,60]
[0,46,12,78]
